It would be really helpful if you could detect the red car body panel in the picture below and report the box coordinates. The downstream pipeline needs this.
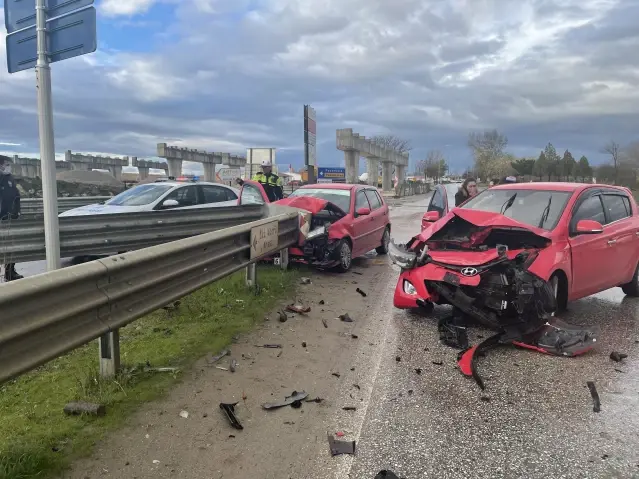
[394,182,639,310]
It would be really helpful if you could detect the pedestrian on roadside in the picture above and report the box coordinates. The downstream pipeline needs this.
[0,155,23,281]
[455,177,478,206]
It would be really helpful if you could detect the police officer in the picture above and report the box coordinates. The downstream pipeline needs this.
[252,160,283,202]
[0,155,23,281]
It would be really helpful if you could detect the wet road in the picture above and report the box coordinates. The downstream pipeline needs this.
[350,191,639,478]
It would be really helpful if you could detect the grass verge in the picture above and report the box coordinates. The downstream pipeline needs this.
[0,265,297,479]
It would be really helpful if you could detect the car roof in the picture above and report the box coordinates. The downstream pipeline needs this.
[149,181,237,189]
[298,183,373,191]
[490,182,629,193]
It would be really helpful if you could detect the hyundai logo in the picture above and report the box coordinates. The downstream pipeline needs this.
[460,267,479,277]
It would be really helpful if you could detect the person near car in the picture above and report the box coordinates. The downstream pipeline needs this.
[0,155,23,282]
[455,177,478,206]
[252,160,283,202]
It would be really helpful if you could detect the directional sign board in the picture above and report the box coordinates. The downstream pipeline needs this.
[4,0,94,34]
[6,6,97,73]
[250,221,279,260]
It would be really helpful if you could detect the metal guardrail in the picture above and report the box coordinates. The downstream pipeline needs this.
[0,208,300,384]
[20,196,111,215]
[394,182,430,197]
[0,205,266,263]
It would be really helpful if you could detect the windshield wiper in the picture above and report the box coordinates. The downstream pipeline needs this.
[500,193,517,216]
[538,196,552,228]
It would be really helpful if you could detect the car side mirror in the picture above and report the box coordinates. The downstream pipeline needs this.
[356,207,371,216]
[162,199,180,208]
[424,210,441,222]
[575,219,603,234]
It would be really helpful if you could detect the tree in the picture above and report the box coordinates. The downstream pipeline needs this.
[467,129,508,179]
[543,143,560,181]
[533,151,548,180]
[371,135,413,154]
[561,150,576,181]
[511,158,536,177]
[596,164,616,183]
[574,156,592,182]
[602,140,620,184]
[423,150,448,181]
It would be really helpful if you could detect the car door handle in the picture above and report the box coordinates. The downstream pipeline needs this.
[607,239,617,245]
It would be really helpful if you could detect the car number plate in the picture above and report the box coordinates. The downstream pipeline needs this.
[443,272,461,286]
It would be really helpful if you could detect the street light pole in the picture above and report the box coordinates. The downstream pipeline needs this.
[35,0,61,270]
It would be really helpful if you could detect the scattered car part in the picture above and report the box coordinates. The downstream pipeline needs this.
[586,381,601,413]
[229,359,237,373]
[255,344,282,349]
[438,313,469,349]
[327,433,356,456]
[63,402,106,417]
[278,311,288,322]
[322,319,328,328]
[206,349,230,365]
[306,397,324,403]
[415,368,422,375]
[432,360,443,366]
[219,402,244,429]
[261,391,309,410]
[356,288,367,297]
[395,356,401,362]
[301,277,312,284]
[319,300,325,305]
[302,342,307,347]
[343,407,357,411]
[332,372,341,378]
[339,313,353,322]
[287,304,311,314]
[375,471,401,479]
[610,351,628,362]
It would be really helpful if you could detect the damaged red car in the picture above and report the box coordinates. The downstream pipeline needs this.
[390,182,639,358]
[239,181,391,271]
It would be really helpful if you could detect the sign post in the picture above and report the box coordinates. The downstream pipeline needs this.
[4,0,97,270]
[303,105,317,184]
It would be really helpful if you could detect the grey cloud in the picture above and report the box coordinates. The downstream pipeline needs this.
[439,38,505,63]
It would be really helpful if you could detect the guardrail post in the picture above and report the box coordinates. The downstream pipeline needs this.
[245,263,257,288]
[99,330,121,378]
[279,248,289,270]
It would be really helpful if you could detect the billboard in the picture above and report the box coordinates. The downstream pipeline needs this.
[318,167,346,183]
[246,148,276,179]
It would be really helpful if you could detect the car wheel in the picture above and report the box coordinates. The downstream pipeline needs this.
[376,227,391,255]
[550,273,568,314]
[336,240,352,273]
[621,262,639,297]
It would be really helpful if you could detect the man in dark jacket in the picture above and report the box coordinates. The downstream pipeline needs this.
[0,155,23,281]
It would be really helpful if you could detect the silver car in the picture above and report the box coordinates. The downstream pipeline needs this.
[59,180,240,217]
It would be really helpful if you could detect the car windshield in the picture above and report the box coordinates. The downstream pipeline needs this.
[460,188,572,230]
[106,184,173,206]
[288,188,352,212]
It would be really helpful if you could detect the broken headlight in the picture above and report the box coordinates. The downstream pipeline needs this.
[307,225,327,241]
[389,241,416,269]
[403,280,417,295]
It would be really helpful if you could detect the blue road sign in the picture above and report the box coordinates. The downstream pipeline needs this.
[318,167,346,183]
[6,6,97,73]
[4,0,94,34]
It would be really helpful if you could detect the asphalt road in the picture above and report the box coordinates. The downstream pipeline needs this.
[59,190,638,478]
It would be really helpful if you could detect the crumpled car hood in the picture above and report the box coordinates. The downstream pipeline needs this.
[418,208,551,243]
[276,196,346,216]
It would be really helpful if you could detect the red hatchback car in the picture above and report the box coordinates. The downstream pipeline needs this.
[239,181,391,271]
[390,182,639,325]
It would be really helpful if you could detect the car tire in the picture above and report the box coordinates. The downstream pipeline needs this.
[376,227,391,255]
[336,240,353,273]
[621,263,639,297]
[550,273,568,314]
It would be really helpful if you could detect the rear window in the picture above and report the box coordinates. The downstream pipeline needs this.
[288,188,352,213]
[461,188,572,230]
[106,184,173,206]
[602,194,631,223]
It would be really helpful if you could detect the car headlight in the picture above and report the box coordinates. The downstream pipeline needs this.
[388,241,417,269]
[307,225,327,240]
[403,280,417,295]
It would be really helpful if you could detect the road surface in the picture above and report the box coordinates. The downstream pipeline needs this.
[57,191,638,478]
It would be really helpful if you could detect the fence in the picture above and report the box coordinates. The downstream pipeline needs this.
[0,207,300,384]
[0,205,266,264]
[394,182,431,197]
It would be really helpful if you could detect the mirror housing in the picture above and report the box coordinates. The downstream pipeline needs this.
[575,219,603,235]
[356,207,371,216]
[423,210,441,222]
[162,199,180,208]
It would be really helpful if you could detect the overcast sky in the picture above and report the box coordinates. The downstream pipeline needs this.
[1,0,638,174]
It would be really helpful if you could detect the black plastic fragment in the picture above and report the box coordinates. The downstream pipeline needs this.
[375,471,401,479]
[256,344,282,348]
[415,368,422,375]
[219,402,243,430]
[340,313,354,322]
[432,360,443,366]
[438,315,469,349]
[262,391,309,410]
[587,381,601,412]
[356,288,367,297]
[327,433,356,456]
[207,349,230,364]
[610,351,628,362]
[343,406,357,411]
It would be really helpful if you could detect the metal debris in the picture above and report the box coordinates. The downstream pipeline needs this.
[343,407,357,411]
[327,433,356,456]
[587,381,601,413]
[206,349,230,365]
[255,344,282,348]
[287,304,311,314]
[322,319,328,328]
[229,359,238,373]
[220,402,244,429]
[262,391,309,410]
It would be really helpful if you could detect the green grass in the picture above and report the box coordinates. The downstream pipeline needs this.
[0,266,298,479]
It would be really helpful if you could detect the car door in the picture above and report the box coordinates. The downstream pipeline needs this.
[198,184,238,208]
[364,188,387,245]
[155,185,199,210]
[568,192,618,298]
[600,192,638,284]
[238,180,269,205]
[351,188,374,255]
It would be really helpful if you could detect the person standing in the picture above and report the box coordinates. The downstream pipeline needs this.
[0,155,23,281]
[251,160,284,202]
[455,177,478,206]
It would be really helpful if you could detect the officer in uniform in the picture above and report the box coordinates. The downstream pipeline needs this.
[0,155,23,281]
[252,160,284,202]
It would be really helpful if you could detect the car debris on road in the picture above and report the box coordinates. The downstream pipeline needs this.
[220,402,244,429]
[261,391,309,410]
[327,433,356,456]
[586,381,601,413]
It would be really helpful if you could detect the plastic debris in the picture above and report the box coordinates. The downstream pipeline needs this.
[343,407,357,411]
[152,460,160,464]
[339,313,353,323]
[332,372,341,378]
[220,402,244,429]
[375,471,401,479]
[327,433,356,456]
[319,300,325,305]
[179,410,189,419]
[302,342,307,348]
[395,356,401,362]
[63,402,106,417]
[322,319,328,328]
[610,351,628,362]
[262,391,309,410]
[587,381,601,413]
[351,334,359,339]
[432,360,443,366]
[287,304,311,314]
[415,368,422,375]
[229,359,238,373]
[301,277,312,285]
[356,288,367,297]
[278,311,288,322]
[255,344,282,348]
[206,349,230,365]
[306,397,324,403]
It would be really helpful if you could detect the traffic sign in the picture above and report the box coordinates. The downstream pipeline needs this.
[4,0,94,34]
[6,6,97,74]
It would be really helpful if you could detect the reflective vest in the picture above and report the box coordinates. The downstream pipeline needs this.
[252,172,283,201]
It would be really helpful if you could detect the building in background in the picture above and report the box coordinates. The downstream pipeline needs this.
[246,148,276,179]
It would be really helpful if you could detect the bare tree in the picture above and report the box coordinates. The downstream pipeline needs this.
[371,135,413,154]
[468,129,508,179]
[602,140,620,184]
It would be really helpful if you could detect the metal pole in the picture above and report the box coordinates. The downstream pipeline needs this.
[35,0,61,270]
